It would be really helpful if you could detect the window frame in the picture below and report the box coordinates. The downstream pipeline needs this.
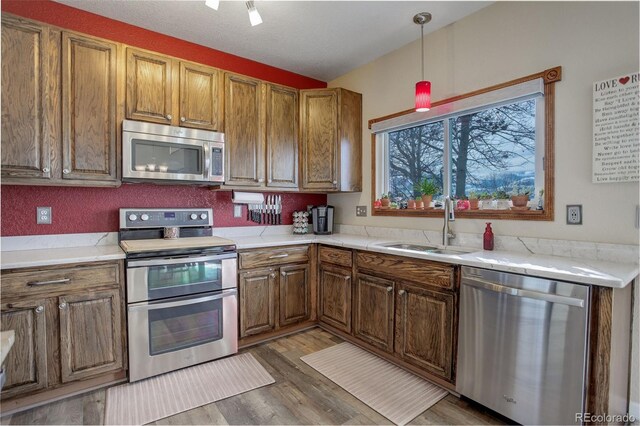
[368,66,561,221]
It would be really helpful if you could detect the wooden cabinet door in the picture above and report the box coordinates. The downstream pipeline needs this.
[58,289,123,383]
[179,62,223,130]
[61,32,118,182]
[1,16,54,180]
[266,84,298,188]
[300,89,338,191]
[126,48,174,124]
[224,73,264,187]
[353,273,395,352]
[279,264,310,326]
[395,282,455,380]
[239,268,276,337]
[0,299,48,399]
[319,264,352,333]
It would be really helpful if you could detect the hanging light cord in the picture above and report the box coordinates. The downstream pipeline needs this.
[420,22,424,81]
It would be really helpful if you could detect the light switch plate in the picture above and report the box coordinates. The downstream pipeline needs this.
[233,204,242,218]
[566,205,582,225]
[37,207,52,224]
[356,206,368,217]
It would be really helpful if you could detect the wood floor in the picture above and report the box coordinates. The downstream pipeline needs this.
[0,328,506,425]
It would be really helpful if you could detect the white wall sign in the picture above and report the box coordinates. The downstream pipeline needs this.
[592,72,639,183]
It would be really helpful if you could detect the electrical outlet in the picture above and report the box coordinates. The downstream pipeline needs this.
[37,207,52,224]
[356,205,367,217]
[233,205,242,218]
[566,205,582,225]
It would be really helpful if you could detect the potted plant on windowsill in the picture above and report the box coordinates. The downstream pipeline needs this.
[510,184,530,210]
[478,191,492,210]
[493,190,510,210]
[468,192,480,210]
[416,178,439,209]
[381,193,391,208]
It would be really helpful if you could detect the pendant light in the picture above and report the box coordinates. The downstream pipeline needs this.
[414,12,432,112]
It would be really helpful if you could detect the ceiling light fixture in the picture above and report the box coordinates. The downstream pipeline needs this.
[246,1,263,26]
[414,12,432,112]
[205,0,219,10]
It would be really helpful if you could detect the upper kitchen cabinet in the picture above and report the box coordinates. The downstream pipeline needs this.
[62,32,118,182]
[126,48,174,125]
[126,47,223,131]
[1,16,56,181]
[265,84,299,188]
[224,73,264,187]
[1,15,121,187]
[300,88,362,192]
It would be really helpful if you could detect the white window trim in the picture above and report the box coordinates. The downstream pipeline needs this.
[375,78,545,200]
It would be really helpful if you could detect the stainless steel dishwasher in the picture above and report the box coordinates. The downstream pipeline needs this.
[457,267,590,425]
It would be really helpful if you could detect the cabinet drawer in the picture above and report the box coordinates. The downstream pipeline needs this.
[239,246,309,269]
[319,246,352,267]
[1,261,121,298]
[356,251,454,290]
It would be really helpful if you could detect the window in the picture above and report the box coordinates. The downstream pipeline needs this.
[371,67,559,220]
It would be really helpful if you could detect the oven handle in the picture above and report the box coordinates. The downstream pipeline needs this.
[128,289,237,312]
[127,253,237,268]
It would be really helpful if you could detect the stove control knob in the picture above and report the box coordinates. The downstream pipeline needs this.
[200,213,207,220]
[141,214,149,221]
[190,213,198,220]
[128,214,137,221]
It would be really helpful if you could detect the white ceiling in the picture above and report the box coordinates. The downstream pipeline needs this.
[54,1,492,82]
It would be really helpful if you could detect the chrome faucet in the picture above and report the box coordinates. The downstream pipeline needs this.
[443,197,456,247]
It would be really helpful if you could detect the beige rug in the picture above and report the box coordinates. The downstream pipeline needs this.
[301,342,448,425]
[105,353,274,425]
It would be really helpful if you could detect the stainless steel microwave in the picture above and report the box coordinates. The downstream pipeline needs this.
[122,120,224,184]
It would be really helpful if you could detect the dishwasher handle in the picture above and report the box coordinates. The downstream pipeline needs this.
[463,276,585,308]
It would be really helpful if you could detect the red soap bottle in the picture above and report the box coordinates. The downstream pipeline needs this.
[483,222,494,251]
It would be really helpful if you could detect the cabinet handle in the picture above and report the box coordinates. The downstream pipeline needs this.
[386,286,393,293]
[166,114,173,120]
[344,275,351,280]
[258,178,265,183]
[268,254,289,259]
[42,167,50,173]
[268,179,273,183]
[59,302,67,310]
[332,180,338,185]
[63,168,70,174]
[399,289,406,296]
[270,273,276,278]
[180,116,186,122]
[281,271,286,277]
[28,278,70,286]
[35,306,44,314]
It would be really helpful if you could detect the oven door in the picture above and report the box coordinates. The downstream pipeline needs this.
[128,289,238,382]
[127,253,237,303]
[123,131,209,182]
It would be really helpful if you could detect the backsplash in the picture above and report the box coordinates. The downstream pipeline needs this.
[0,185,326,236]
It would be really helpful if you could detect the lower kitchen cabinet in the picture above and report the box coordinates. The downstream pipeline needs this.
[353,273,395,353]
[238,246,314,343]
[318,263,352,333]
[395,281,456,380]
[59,289,123,383]
[239,268,277,337]
[279,264,310,326]
[0,260,126,406]
[0,299,48,399]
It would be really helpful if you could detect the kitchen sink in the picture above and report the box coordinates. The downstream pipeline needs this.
[379,242,469,255]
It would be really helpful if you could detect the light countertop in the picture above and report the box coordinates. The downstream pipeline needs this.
[1,233,637,288]
[1,330,15,365]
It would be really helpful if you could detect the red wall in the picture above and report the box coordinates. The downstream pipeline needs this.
[1,185,326,236]
[1,0,326,89]
[0,0,327,237]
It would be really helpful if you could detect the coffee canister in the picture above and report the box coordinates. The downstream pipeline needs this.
[163,226,180,239]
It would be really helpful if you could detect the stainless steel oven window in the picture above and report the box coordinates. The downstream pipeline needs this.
[131,138,202,175]
[148,295,223,355]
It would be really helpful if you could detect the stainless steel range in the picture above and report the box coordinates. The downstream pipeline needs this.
[119,208,238,382]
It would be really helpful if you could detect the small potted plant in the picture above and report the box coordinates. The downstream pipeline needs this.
[407,198,417,209]
[416,178,439,209]
[510,183,530,209]
[380,193,391,208]
[493,190,510,210]
[456,197,470,210]
[415,197,425,209]
[468,192,479,210]
[478,191,492,209]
